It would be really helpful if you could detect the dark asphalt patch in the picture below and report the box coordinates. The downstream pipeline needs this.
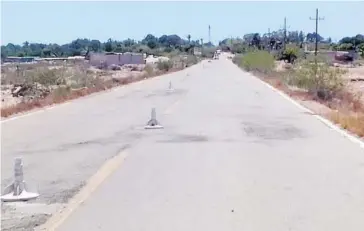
[144,89,187,98]
[156,134,209,143]
[242,121,306,141]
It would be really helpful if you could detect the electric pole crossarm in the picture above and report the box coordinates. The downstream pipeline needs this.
[309,8,325,56]
[279,17,290,51]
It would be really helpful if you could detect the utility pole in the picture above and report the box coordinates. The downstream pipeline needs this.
[208,25,211,45]
[310,8,325,56]
[268,28,271,50]
[283,17,287,50]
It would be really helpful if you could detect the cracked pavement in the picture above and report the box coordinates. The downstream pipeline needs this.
[2,56,364,231]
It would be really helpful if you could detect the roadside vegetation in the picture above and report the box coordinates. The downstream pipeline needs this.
[229,30,364,138]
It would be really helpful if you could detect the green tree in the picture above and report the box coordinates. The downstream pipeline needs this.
[358,43,364,57]
[105,38,113,52]
[90,40,101,52]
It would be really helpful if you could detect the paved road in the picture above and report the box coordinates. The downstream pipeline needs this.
[3,56,364,231]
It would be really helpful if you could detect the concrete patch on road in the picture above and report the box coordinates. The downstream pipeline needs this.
[144,89,187,98]
[242,121,306,142]
[156,134,210,143]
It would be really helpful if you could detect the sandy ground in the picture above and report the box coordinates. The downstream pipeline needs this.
[1,86,23,108]
[344,66,364,102]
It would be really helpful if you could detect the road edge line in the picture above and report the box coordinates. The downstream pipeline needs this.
[36,150,129,231]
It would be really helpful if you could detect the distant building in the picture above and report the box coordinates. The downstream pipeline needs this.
[4,56,36,63]
[89,52,145,67]
[36,57,68,62]
[145,55,169,64]
[193,47,202,56]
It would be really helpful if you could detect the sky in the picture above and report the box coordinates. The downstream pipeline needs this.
[1,1,363,46]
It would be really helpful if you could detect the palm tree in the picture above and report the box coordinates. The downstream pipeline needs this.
[187,34,191,44]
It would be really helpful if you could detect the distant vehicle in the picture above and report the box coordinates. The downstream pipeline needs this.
[213,50,220,60]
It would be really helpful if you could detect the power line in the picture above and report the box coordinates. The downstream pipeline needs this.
[309,8,325,56]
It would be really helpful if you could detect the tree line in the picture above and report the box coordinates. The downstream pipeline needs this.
[2,30,363,59]
[219,30,364,56]
[1,34,214,59]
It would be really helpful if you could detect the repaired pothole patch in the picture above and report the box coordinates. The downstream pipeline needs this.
[242,121,306,141]
[144,89,187,98]
[157,134,209,143]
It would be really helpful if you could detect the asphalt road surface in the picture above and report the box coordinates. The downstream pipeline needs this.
[3,56,364,231]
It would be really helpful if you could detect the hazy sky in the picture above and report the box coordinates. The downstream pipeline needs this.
[1,1,363,45]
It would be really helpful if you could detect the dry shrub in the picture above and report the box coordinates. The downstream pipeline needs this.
[68,65,94,89]
[28,67,66,87]
[186,55,198,67]
[1,66,25,85]
[285,59,347,100]
[144,64,155,76]
[51,86,72,103]
[1,99,46,117]
[157,60,173,72]
[330,112,364,137]
[333,90,364,112]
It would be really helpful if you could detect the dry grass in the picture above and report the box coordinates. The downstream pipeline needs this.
[330,112,364,137]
